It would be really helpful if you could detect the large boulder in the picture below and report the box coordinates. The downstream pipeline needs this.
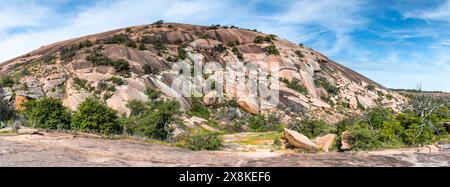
[283,128,318,152]
[341,131,352,151]
[314,134,337,152]
[238,96,260,115]
[203,91,217,106]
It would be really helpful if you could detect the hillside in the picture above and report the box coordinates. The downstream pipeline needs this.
[0,22,406,126]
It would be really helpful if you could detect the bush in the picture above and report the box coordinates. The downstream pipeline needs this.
[138,43,147,50]
[348,123,382,151]
[107,77,125,85]
[366,84,376,91]
[0,76,15,87]
[337,106,448,151]
[187,97,210,119]
[314,77,339,95]
[178,47,187,60]
[281,78,308,95]
[104,34,132,45]
[60,46,77,61]
[290,119,335,139]
[249,114,282,132]
[71,98,122,135]
[126,100,148,116]
[213,44,227,53]
[73,77,89,90]
[124,100,180,140]
[186,132,224,151]
[254,35,277,43]
[145,87,161,100]
[153,40,167,51]
[232,47,244,61]
[86,53,130,75]
[264,45,280,55]
[22,98,71,130]
[295,50,304,59]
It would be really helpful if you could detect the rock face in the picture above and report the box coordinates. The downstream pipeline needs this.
[314,134,337,152]
[0,23,406,123]
[283,128,318,152]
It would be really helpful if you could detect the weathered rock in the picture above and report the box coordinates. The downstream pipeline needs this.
[0,127,14,134]
[238,96,260,115]
[283,128,318,152]
[183,116,208,128]
[349,97,358,110]
[341,131,352,150]
[357,95,375,109]
[18,128,40,135]
[314,134,337,152]
[203,91,217,106]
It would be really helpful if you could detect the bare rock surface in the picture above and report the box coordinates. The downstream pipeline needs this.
[0,132,449,167]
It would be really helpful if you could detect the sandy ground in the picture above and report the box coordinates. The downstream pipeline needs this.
[0,132,449,167]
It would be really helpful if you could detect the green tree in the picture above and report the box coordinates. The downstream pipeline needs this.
[22,98,71,130]
[0,100,15,123]
[71,98,122,135]
[124,100,180,140]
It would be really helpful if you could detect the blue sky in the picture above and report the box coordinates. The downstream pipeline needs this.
[1,0,450,91]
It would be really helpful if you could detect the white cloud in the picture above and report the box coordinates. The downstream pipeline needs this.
[403,0,450,21]
[0,0,244,62]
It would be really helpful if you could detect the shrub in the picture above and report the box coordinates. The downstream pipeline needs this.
[249,114,282,132]
[281,78,308,95]
[178,47,187,60]
[366,84,376,91]
[126,100,148,116]
[295,50,304,59]
[187,97,210,119]
[153,20,164,25]
[314,77,339,95]
[138,43,147,50]
[0,76,15,87]
[104,34,132,45]
[208,24,221,30]
[60,46,77,61]
[22,98,71,130]
[86,53,130,75]
[254,36,265,43]
[348,123,382,151]
[337,106,448,151]
[232,47,244,61]
[107,77,125,85]
[125,28,132,33]
[213,44,227,53]
[254,35,277,43]
[264,45,280,55]
[124,100,180,140]
[145,87,161,100]
[73,77,89,90]
[153,40,166,51]
[71,98,122,135]
[290,119,336,139]
[186,132,224,151]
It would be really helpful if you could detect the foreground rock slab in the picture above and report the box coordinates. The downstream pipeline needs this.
[283,128,318,152]
[0,132,449,167]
